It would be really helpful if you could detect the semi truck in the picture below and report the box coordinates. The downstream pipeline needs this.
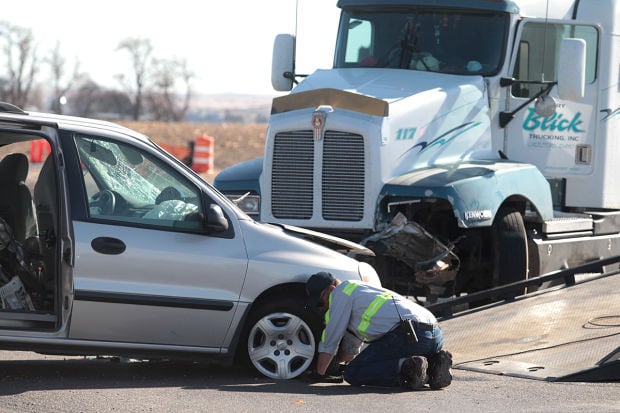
[214,0,620,303]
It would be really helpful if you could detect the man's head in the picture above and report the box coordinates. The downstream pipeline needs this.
[306,271,335,309]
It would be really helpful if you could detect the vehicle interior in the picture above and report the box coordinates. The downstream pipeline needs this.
[335,10,507,75]
[0,132,59,330]
[74,135,205,231]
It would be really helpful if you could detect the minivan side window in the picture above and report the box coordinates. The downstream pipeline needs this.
[74,134,203,231]
[512,22,598,98]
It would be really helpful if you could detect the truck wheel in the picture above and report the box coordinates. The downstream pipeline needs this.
[492,206,528,289]
[242,298,321,379]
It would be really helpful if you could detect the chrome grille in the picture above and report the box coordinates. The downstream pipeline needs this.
[271,130,365,221]
[272,131,314,219]
[322,131,365,221]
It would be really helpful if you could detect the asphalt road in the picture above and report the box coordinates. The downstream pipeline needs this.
[0,351,618,413]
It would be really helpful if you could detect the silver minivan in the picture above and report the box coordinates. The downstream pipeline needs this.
[0,103,379,379]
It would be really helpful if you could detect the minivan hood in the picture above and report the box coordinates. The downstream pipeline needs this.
[237,219,370,298]
[273,223,374,256]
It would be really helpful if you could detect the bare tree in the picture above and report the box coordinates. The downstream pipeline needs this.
[96,89,133,118]
[116,37,152,120]
[0,21,38,108]
[69,78,133,119]
[148,57,194,121]
[68,78,101,117]
[47,41,82,114]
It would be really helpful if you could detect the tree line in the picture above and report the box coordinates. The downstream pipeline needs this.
[0,21,192,121]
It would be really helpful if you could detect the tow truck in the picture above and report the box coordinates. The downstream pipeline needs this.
[215,0,620,305]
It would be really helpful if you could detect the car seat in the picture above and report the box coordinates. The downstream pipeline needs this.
[0,153,38,244]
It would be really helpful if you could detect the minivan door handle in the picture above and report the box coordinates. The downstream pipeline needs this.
[91,237,126,255]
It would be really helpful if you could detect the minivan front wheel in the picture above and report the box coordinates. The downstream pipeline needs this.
[244,299,321,379]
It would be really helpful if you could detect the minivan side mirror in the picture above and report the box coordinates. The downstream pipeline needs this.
[557,38,586,100]
[271,33,295,92]
[207,204,229,232]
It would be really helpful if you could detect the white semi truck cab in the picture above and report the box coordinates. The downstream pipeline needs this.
[215,0,620,302]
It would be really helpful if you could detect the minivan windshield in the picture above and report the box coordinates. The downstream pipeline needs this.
[334,9,508,75]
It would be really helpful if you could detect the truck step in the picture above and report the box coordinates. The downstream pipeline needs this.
[542,213,592,234]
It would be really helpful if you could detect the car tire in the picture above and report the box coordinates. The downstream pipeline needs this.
[242,296,322,380]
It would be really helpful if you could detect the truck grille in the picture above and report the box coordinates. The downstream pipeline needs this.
[271,130,365,221]
[322,131,365,221]
[272,131,314,219]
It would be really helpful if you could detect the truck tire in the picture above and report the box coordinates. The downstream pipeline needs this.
[240,297,322,379]
[492,206,528,290]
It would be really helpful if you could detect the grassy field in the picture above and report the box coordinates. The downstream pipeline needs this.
[118,121,267,182]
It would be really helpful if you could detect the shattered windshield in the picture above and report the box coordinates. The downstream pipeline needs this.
[334,9,508,75]
[75,136,161,203]
[74,134,203,229]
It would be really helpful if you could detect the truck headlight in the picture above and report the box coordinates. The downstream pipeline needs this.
[225,193,260,216]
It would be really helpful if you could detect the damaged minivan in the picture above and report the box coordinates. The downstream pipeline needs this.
[0,102,380,379]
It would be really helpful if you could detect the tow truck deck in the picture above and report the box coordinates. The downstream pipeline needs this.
[437,262,620,382]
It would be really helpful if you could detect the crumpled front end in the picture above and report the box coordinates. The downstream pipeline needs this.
[362,212,459,298]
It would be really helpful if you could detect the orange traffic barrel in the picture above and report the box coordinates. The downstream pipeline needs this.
[192,134,214,173]
[30,139,51,163]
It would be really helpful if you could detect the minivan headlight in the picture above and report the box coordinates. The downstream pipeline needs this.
[359,261,381,287]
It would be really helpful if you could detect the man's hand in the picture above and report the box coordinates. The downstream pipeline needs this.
[315,352,334,376]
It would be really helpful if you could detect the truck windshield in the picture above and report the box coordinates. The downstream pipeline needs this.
[334,9,508,76]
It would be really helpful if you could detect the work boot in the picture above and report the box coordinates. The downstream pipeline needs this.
[399,356,428,390]
[428,350,453,390]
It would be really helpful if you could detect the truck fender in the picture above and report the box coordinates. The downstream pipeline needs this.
[213,157,263,194]
[379,161,554,228]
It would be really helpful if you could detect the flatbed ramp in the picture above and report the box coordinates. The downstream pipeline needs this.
[439,273,620,381]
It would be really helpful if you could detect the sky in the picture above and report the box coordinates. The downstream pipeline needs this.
[2,0,341,97]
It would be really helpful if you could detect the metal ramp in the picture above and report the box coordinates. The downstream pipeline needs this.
[436,267,620,382]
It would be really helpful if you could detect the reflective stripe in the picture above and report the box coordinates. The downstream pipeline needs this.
[357,291,392,341]
[321,293,334,344]
[342,281,360,296]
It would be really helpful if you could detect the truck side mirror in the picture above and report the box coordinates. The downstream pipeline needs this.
[557,38,586,100]
[271,33,295,91]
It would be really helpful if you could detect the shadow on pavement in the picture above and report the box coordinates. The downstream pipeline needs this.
[0,356,404,396]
